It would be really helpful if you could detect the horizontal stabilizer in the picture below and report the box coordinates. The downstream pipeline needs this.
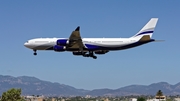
[139,35,151,42]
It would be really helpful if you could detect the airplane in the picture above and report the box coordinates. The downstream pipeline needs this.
[24,18,158,59]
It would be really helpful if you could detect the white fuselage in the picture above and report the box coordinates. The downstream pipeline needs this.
[24,37,140,51]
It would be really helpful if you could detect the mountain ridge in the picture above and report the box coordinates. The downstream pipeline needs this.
[0,75,180,96]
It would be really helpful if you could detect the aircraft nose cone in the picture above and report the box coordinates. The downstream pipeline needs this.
[24,42,28,47]
[24,42,32,48]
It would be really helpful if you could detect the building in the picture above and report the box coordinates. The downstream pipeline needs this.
[174,98,180,101]
[147,96,166,101]
[129,98,137,101]
[24,96,44,101]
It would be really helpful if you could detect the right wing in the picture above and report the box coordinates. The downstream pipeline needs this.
[67,26,84,51]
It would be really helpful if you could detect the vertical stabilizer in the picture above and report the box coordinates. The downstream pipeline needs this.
[132,18,158,38]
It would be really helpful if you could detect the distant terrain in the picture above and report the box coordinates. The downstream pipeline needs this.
[0,75,180,96]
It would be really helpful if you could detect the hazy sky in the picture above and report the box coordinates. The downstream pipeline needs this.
[0,1,180,90]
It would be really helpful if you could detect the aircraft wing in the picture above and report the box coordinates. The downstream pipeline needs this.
[67,26,84,51]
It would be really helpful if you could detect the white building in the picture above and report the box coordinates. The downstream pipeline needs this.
[129,98,137,101]
[147,98,166,101]
[174,98,180,101]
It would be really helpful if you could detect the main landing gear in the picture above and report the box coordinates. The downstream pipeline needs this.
[83,51,97,59]
[33,50,37,55]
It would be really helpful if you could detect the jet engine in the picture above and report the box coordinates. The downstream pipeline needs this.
[56,39,69,46]
[53,45,66,52]
[94,50,109,54]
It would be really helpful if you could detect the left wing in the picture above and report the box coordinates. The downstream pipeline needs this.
[67,26,84,51]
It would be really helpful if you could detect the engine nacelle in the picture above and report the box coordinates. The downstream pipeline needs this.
[95,50,109,54]
[56,39,69,46]
[72,52,87,55]
[53,45,66,52]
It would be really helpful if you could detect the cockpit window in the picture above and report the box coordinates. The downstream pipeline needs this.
[26,41,29,43]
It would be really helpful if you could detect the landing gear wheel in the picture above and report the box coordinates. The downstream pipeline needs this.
[88,51,97,59]
[92,56,97,59]
[33,53,37,55]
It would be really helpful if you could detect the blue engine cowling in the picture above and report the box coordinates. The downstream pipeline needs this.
[56,39,69,46]
[53,45,66,52]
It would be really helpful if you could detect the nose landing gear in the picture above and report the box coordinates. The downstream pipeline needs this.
[33,50,37,55]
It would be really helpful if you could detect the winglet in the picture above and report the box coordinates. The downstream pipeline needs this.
[75,26,80,31]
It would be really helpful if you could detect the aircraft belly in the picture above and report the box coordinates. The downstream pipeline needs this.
[84,42,130,51]
[34,43,55,50]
